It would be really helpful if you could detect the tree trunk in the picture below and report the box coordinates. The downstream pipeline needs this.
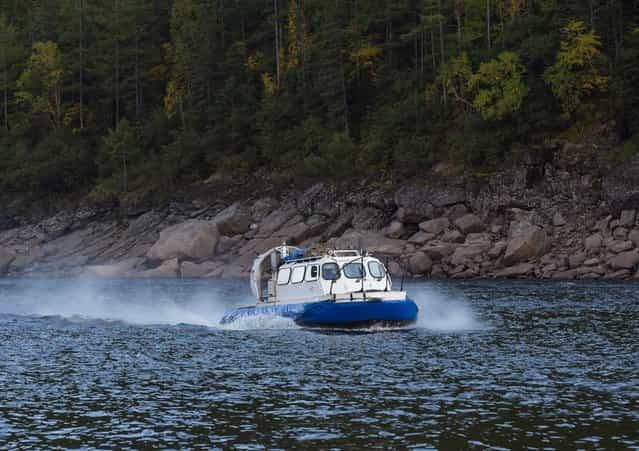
[455,2,462,50]
[438,0,447,106]
[2,46,8,132]
[430,25,436,71]
[274,0,280,87]
[486,0,491,49]
[114,0,120,127]
[79,0,84,130]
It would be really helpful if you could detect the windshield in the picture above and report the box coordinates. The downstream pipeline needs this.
[368,261,385,278]
[322,263,340,281]
[343,262,364,279]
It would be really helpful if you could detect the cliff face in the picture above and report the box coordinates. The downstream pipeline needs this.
[2,144,639,281]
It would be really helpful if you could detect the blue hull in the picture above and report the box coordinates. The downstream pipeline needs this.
[220,299,419,329]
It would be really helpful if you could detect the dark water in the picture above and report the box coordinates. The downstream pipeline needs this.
[0,278,638,450]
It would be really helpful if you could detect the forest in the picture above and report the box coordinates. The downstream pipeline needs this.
[0,0,638,205]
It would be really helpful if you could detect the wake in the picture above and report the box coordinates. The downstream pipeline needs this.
[0,277,487,332]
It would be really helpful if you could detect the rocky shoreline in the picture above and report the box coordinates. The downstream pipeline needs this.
[3,145,639,281]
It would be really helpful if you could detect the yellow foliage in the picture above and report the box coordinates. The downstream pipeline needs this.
[351,45,383,76]
[261,73,277,96]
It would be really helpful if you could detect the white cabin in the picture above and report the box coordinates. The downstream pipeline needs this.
[250,247,406,305]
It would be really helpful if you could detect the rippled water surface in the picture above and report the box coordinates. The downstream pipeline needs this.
[0,278,638,449]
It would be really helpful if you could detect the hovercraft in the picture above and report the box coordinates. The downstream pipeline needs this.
[220,245,418,329]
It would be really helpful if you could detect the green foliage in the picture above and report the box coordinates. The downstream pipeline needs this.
[543,21,608,118]
[471,51,528,120]
[16,41,65,129]
[0,0,637,204]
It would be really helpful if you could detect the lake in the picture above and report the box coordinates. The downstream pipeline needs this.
[0,278,637,449]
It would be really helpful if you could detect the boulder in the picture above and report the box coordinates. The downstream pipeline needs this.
[419,218,450,235]
[323,212,353,240]
[608,250,639,270]
[181,261,221,278]
[86,257,144,278]
[568,252,587,268]
[584,258,600,266]
[393,185,436,222]
[147,220,219,262]
[584,233,603,251]
[213,203,252,236]
[553,212,567,227]
[251,198,279,221]
[216,235,242,255]
[395,206,434,224]
[609,240,634,254]
[613,227,629,240]
[620,210,636,227]
[256,207,297,238]
[449,244,489,267]
[441,229,465,243]
[352,207,386,231]
[408,231,436,245]
[445,204,468,221]
[503,226,549,266]
[383,221,407,239]
[488,241,507,259]
[0,247,16,274]
[454,214,484,234]
[136,258,180,278]
[495,263,535,278]
[422,242,455,261]
[408,252,433,275]
[629,229,639,248]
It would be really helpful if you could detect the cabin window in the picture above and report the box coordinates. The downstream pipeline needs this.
[343,262,365,279]
[322,263,340,281]
[368,261,385,279]
[277,268,291,285]
[291,266,306,284]
[306,265,319,281]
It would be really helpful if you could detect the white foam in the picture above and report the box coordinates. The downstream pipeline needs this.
[412,285,487,332]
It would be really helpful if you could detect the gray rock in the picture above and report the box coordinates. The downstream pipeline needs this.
[629,229,639,248]
[620,210,637,227]
[450,244,489,267]
[613,227,629,240]
[495,263,535,278]
[454,214,484,234]
[383,221,406,239]
[408,231,436,245]
[147,220,219,262]
[408,252,433,275]
[594,216,612,233]
[422,242,455,261]
[213,203,252,236]
[488,241,507,259]
[419,218,450,235]
[568,252,587,268]
[257,208,297,238]
[0,247,16,274]
[503,226,549,266]
[609,240,634,254]
[584,258,600,266]
[323,212,353,240]
[441,229,465,243]
[445,204,468,221]
[251,198,279,221]
[136,258,180,278]
[608,250,639,270]
[181,261,221,278]
[553,212,567,227]
[584,233,603,251]
[86,257,144,278]
[395,206,434,224]
[351,207,386,231]
[216,235,242,255]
